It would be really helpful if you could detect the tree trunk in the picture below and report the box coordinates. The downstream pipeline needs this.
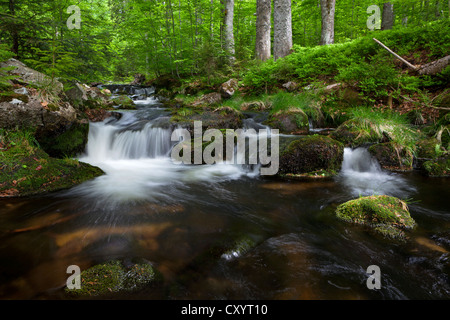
[320,0,335,45]
[273,0,292,61]
[381,2,394,30]
[255,0,271,61]
[9,0,19,57]
[223,0,235,62]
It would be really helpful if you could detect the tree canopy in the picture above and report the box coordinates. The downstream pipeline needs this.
[0,0,448,83]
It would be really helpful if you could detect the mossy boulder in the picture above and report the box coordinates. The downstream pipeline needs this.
[111,95,136,110]
[265,108,309,135]
[335,195,416,240]
[368,142,414,172]
[278,135,344,179]
[423,156,450,177]
[0,130,103,197]
[329,119,384,147]
[64,259,162,298]
[416,137,441,159]
[170,107,243,135]
[36,121,89,158]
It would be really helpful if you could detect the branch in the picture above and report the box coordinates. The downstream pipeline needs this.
[373,38,418,71]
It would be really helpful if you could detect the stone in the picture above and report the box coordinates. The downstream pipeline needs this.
[0,58,63,94]
[264,108,309,135]
[282,81,298,92]
[368,142,414,172]
[219,78,238,99]
[335,195,416,240]
[278,135,344,178]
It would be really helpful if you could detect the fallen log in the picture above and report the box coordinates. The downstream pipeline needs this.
[373,38,450,75]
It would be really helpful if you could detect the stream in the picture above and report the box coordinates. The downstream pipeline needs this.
[0,87,449,300]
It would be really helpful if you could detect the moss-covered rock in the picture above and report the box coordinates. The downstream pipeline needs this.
[36,121,89,158]
[329,118,384,147]
[170,107,243,135]
[64,259,162,298]
[335,195,416,240]
[111,95,136,110]
[0,130,103,197]
[278,135,344,178]
[416,137,441,159]
[368,142,414,172]
[423,156,450,177]
[265,108,309,135]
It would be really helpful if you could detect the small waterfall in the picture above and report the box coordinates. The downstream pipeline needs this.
[338,147,416,198]
[83,118,174,162]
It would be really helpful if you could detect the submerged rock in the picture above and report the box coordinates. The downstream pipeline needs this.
[335,195,416,240]
[278,135,344,179]
[64,258,162,298]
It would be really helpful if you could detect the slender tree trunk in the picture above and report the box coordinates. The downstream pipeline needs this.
[9,0,19,57]
[319,0,335,45]
[273,0,292,61]
[223,0,235,62]
[255,0,271,61]
[381,2,394,30]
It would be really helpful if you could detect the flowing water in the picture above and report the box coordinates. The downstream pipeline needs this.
[0,90,449,300]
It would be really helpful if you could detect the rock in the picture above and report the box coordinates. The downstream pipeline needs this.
[264,108,309,135]
[329,119,384,147]
[335,195,416,240]
[278,135,344,178]
[192,92,223,108]
[0,130,104,197]
[240,101,269,111]
[84,109,121,122]
[14,87,28,95]
[0,96,76,133]
[111,95,136,110]
[219,78,238,99]
[0,58,63,94]
[131,73,146,85]
[64,259,162,298]
[64,82,88,107]
[423,156,450,177]
[36,121,89,158]
[368,142,414,172]
[282,81,298,92]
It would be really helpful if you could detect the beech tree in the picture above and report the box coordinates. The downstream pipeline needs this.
[320,0,335,45]
[273,0,293,60]
[255,0,271,61]
[223,0,235,62]
[381,2,394,30]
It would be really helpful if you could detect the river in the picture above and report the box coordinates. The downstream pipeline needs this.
[0,88,449,300]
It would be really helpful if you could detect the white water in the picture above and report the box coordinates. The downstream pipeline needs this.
[76,109,259,203]
[338,147,416,197]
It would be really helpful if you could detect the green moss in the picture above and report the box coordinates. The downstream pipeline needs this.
[368,142,414,171]
[0,129,103,197]
[0,91,29,103]
[37,122,89,158]
[112,95,136,110]
[423,156,450,177]
[416,137,441,159]
[278,135,344,176]
[335,195,416,240]
[265,107,309,134]
[65,259,162,298]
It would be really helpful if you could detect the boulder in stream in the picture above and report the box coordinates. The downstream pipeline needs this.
[335,195,416,240]
[278,135,344,179]
[64,259,162,298]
